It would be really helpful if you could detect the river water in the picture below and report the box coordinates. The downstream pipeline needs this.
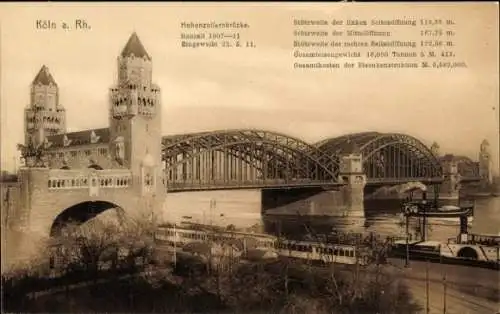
[264,196,500,241]
[165,191,499,242]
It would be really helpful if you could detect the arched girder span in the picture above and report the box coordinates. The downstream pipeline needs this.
[316,132,443,180]
[314,132,379,152]
[165,140,328,180]
[50,201,124,237]
[162,129,340,182]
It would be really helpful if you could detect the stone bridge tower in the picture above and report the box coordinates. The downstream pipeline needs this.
[478,139,492,187]
[108,32,164,216]
[5,33,166,265]
[338,141,366,217]
[24,65,66,147]
[439,155,460,204]
[430,142,440,158]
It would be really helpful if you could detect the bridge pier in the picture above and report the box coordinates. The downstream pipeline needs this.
[336,149,366,217]
[427,158,460,206]
[263,145,366,217]
[16,167,50,235]
[2,167,51,266]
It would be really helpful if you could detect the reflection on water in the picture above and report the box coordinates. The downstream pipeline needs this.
[263,197,500,242]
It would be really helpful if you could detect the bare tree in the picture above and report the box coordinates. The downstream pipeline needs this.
[53,220,121,277]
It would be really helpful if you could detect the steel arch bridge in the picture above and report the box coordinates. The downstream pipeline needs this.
[162,129,342,191]
[161,130,480,191]
[315,132,444,185]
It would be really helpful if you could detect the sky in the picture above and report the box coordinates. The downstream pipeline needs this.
[0,3,499,174]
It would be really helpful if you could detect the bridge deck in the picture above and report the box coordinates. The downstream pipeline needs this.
[166,179,345,192]
[366,177,445,185]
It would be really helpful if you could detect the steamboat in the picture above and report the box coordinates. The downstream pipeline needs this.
[390,184,500,269]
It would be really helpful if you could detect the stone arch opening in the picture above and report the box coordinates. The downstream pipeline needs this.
[50,201,124,237]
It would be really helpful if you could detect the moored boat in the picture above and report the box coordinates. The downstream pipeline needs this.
[391,234,500,269]
[392,186,499,269]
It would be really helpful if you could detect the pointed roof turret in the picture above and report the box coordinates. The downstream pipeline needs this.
[32,65,57,86]
[430,141,440,156]
[480,139,490,153]
[121,32,151,60]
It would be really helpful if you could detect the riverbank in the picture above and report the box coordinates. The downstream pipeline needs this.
[389,258,499,313]
[5,249,498,314]
[3,255,421,313]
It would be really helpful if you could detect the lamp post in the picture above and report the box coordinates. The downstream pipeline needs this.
[443,273,447,314]
[405,212,410,268]
[210,199,216,227]
[422,190,427,242]
[173,223,177,268]
[425,259,430,314]
[403,203,419,268]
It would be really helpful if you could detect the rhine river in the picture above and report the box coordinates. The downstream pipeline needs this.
[264,196,500,241]
[3,194,498,269]
[166,192,499,241]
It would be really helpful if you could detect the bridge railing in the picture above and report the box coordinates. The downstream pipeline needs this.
[47,169,133,190]
[459,176,481,182]
[366,177,444,184]
[166,178,342,191]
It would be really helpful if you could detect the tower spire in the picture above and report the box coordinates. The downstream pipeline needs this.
[26,65,66,146]
[32,65,57,86]
[120,32,151,60]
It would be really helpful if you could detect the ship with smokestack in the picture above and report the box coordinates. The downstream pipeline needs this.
[390,183,499,269]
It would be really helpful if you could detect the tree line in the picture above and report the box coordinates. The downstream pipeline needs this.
[2,214,422,313]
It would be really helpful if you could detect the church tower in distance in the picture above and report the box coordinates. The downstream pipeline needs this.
[108,32,163,197]
[24,65,66,147]
[478,139,492,186]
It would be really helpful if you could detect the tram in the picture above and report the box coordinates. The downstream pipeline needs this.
[154,225,276,249]
[276,240,367,265]
[155,225,367,265]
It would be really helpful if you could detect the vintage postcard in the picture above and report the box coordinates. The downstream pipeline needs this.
[1,2,499,313]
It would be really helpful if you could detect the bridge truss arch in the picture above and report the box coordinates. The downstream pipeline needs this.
[162,129,341,190]
[316,132,443,183]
